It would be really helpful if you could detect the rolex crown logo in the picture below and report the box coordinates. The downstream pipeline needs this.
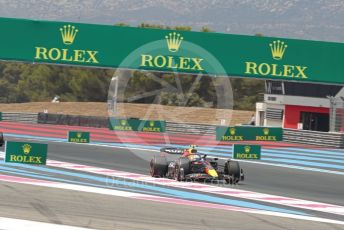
[230,127,236,135]
[149,121,155,127]
[244,146,251,153]
[165,32,183,52]
[60,24,78,45]
[269,40,287,60]
[76,132,82,138]
[23,144,32,154]
[263,128,269,135]
[120,120,127,126]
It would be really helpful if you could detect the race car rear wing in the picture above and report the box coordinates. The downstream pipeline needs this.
[160,147,184,154]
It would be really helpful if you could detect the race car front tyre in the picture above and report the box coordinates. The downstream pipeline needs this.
[174,165,184,181]
[150,156,168,177]
[174,157,190,181]
[178,157,190,175]
[240,169,245,181]
[225,160,241,184]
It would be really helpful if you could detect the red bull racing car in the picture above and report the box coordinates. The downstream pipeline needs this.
[150,145,244,184]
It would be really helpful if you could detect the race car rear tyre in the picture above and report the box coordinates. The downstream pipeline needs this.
[225,160,241,180]
[150,156,168,178]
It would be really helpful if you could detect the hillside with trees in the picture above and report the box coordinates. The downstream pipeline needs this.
[0,62,264,110]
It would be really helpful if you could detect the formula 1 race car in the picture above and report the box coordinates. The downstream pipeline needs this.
[150,146,244,184]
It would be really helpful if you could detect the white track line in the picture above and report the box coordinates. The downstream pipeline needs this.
[1,174,344,226]
[1,149,344,217]
[0,217,94,230]
[44,158,344,217]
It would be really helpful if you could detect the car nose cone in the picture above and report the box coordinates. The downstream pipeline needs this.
[207,169,218,178]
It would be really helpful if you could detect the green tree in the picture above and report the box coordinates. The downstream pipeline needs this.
[201,26,212,32]
[138,23,169,29]
[67,68,112,101]
[231,78,264,110]
[114,23,130,27]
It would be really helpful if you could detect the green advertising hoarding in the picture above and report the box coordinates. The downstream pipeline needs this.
[216,126,283,141]
[109,118,141,131]
[233,144,261,160]
[5,141,47,165]
[68,131,90,143]
[0,17,343,84]
[109,118,165,132]
[140,120,166,132]
[0,112,2,121]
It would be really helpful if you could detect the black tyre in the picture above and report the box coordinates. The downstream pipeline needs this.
[150,156,168,177]
[178,157,190,175]
[174,157,190,181]
[240,169,245,181]
[174,164,184,181]
[225,177,233,185]
[225,160,241,179]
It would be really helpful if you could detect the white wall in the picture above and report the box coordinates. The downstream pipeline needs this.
[266,119,283,127]
[255,102,266,126]
[264,94,330,108]
[256,102,284,127]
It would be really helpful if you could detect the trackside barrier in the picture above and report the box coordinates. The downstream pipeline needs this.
[283,129,344,148]
[2,112,344,148]
[0,112,38,123]
[108,118,166,132]
[166,122,215,135]
[37,113,108,128]
[216,126,283,141]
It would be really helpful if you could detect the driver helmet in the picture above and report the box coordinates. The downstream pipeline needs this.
[187,154,197,161]
[188,145,198,154]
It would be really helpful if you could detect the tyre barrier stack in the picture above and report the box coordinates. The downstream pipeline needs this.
[37,113,108,128]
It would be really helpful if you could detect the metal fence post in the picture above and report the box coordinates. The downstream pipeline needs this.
[329,96,336,132]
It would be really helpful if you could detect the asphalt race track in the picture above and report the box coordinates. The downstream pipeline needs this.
[6,137,344,206]
[0,181,342,230]
[1,133,344,229]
